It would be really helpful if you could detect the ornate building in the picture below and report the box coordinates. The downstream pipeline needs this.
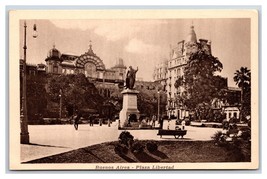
[153,25,213,118]
[45,42,127,83]
[154,25,240,120]
[40,42,131,110]
[166,25,214,118]
[153,59,168,91]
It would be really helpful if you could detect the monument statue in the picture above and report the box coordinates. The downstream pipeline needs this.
[120,66,140,128]
[125,66,138,89]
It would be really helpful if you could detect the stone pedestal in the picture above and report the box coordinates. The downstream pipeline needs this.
[119,89,140,128]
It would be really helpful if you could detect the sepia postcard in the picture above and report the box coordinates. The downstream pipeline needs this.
[9,9,259,170]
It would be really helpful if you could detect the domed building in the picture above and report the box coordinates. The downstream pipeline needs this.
[45,45,62,74]
[45,42,127,83]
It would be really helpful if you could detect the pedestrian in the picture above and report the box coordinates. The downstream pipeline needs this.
[92,115,95,126]
[89,115,93,126]
[181,120,186,130]
[74,113,81,130]
[108,118,111,127]
[159,117,164,129]
[152,115,156,128]
[99,118,102,126]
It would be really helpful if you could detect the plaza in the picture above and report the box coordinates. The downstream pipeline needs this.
[21,121,221,162]
[17,18,251,165]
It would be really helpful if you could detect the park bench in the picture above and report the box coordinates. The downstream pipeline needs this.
[157,129,187,139]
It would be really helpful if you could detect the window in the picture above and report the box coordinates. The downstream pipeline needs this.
[85,62,96,78]
[53,66,58,73]
[234,112,237,118]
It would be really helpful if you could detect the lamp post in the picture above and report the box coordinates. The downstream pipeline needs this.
[157,90,160,122]
[20,21,37,144]
[59,89,62,120]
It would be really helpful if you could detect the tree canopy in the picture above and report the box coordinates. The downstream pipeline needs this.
[175,49,225,115]
[233,67,251,120]
[26,74,48,121]
[47,73,103,116]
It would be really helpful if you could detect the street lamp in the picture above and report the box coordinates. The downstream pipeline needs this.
[157,80,166,122]
[20,21,38,144]
[59,89,62,120]
[157,90,160,122]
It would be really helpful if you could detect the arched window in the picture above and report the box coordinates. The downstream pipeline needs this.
[85,62,97,78]
[53,65,58,73]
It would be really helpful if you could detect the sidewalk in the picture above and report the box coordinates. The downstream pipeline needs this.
[21,121,221,162]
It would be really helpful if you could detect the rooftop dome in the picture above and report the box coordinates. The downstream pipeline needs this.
[76,41,106,70]
[47,45,61,58]
[86,41,96,57]
[112,58,127,69]
[186,25,197,43]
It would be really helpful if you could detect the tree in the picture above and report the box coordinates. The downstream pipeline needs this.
[175,49,225,120]
[26,74,48,122]
[233,67,251,121]
[47,73,103,116]
[184,50,224,107]
[137,86,167,118]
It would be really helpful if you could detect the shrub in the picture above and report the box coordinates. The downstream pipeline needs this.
[146,142,158,153]
[185,119,191,126]
[212,130,250,162]
[212,124,219,128]
[131,140,145,154]
[222,120,230,130]
[118,131,134,147]
[211,131,226,146]
[240,129,251,141]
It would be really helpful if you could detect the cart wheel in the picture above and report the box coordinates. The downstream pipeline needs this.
[174,135,179,139]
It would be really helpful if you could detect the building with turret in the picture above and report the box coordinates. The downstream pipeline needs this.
[45,43,127,83]
[153,25,240,120]
[20,42,129,104]
[153,25,213,118]
[167,25,213,118]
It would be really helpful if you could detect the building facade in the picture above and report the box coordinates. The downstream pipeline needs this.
[45,43,127,83]
[154,25,241,120]
[164,25,212,118]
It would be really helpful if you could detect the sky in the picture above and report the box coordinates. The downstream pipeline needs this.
[19,18,251,87]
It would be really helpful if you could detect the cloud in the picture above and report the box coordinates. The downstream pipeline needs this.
[94,22,141,41]
[50,19,167,41]
[50,20,98,31]
[125,38,161,54]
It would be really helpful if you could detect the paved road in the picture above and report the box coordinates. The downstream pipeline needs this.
[21,121,222,162]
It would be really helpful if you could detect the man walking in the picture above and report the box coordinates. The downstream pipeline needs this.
[74,113,81,130]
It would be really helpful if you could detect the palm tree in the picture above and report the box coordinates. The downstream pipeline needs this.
[233,67,251,122]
